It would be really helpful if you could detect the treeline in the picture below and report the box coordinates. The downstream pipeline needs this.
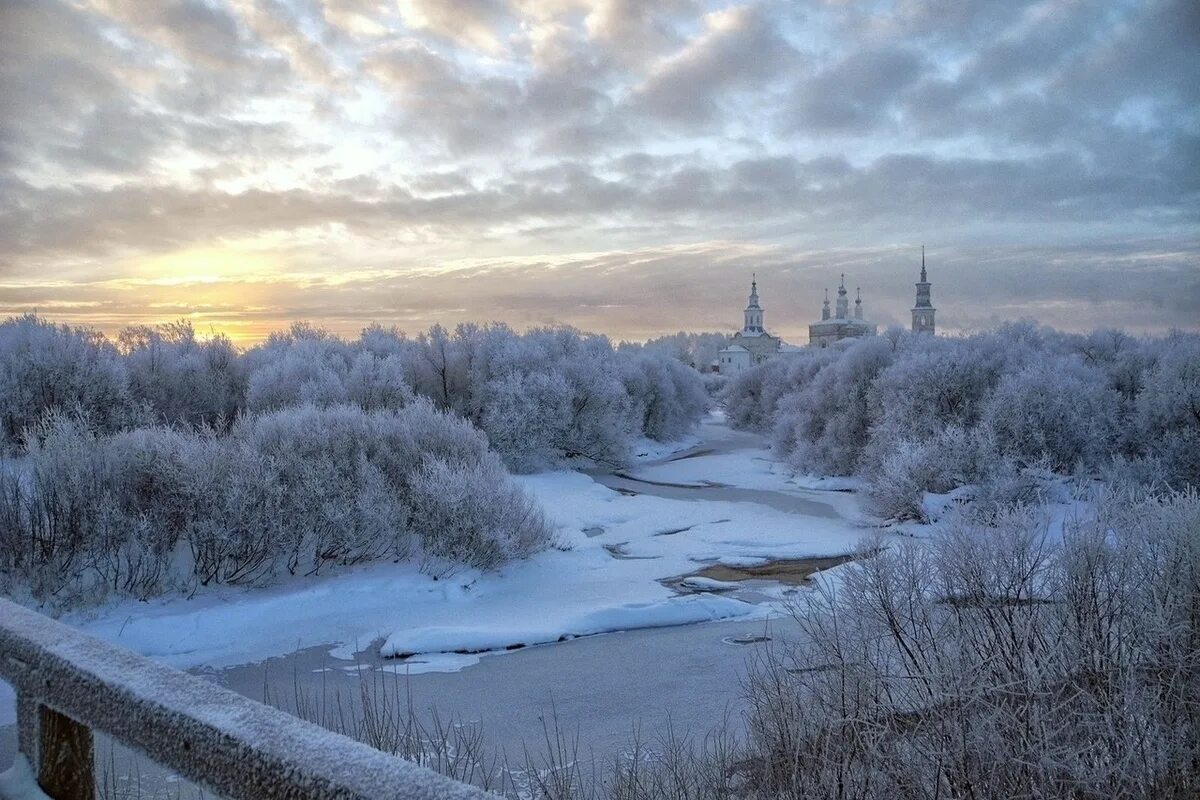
[0,315,707,608]
[624,331,732,371]
[723,324,1199,519]
[0,314,707,471]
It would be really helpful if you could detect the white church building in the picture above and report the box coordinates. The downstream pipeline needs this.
[716,255,935,374]
[716,276,802,374]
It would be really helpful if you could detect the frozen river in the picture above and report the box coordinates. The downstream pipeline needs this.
[0,414,865,793]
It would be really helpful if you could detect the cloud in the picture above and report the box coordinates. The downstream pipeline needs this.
[0,0,1194,342]
[397,0,514,53]
[630,4,797,124]
[783,46,924,132]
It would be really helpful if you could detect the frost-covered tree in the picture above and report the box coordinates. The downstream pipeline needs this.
[0,401,553,608]
[781,337,894,476]
[0,314,135,447]
[119,321,244,427]
[629,331,732,371]
[621,352,709,442]
[243,324,353,411]
[982,355,1120,472]
[1137,333,1200,488]
[344,351,413,412]
[730,325,1196,513]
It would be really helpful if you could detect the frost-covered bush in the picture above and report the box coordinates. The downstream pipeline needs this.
[701,371,728,397]
[0,316,706,472]
[1137,333,1200,488]
[0,403,552,608]
[982,355,1120,471]
[401,323,700,470]
[861,332,1020,478]
[408,456,549,570]
[628,331,731,371]
[482,371,574,473]
[345,351,414,411]
[621,352,709,442]
[0,415,197,602]
[0,315,136,448]
[721,362,773,430]
[244,325,352,411]
[227,401,550,575]
[734,326,1198,513]
[119,321,245,427]
[781,337,894,476]
[748,488,1200,798]
[723,349,834,439]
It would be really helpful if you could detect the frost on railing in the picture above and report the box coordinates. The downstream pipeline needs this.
[0,598,494,800]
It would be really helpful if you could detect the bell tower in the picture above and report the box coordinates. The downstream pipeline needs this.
[911,247,935,334]
[743,274,764,333]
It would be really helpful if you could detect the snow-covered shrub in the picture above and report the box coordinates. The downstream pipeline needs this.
[119,321,245,428]
[244,330,351,412]
[0,315,136,448]
[982,355,1120,471]
[408,456,549,571]
[395,323,703,470]
[701,371,728,397]
[1073,328,1154,455]
[621,352,709,442]
[721,362,773,430]
[482,371,574,473]
[861,332,1020,480]
[1137,333,1200,489]
[0,402,553,607]
[0,414,196,602]
[234,401,549,571]
[345,351,414,412]
[781,337,894,476]
[748,488,1200,798]
[728,325,1198,515]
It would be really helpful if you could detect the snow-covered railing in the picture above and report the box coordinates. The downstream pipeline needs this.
[0,598,494,800]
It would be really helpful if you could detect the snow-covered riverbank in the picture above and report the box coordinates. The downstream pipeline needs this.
[55,416,864,667]
[1,413,872,756]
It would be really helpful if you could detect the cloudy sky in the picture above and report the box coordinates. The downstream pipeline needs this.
[1,0,1197,344]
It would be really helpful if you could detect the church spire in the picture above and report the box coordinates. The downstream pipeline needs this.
[822,288,830,321]
[743,274,764,333]
[912,248,935,335]
[855,286,863,320]
[835,273,849,319]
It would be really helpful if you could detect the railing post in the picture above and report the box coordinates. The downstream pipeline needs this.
[37,705,95,800]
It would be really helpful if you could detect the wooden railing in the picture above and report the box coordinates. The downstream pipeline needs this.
[0,598,495,799]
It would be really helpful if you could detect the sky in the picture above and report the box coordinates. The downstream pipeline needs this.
[1,0,1197,345]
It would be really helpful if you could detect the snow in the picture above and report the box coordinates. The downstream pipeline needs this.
[0,756,50,800]
[379,653,481,675]
[629,433,702,462]
[381,595,760,657]
[0,682,12,728]
[24,415,868,683]
[921,485,978,522]
[626,450,793,491]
